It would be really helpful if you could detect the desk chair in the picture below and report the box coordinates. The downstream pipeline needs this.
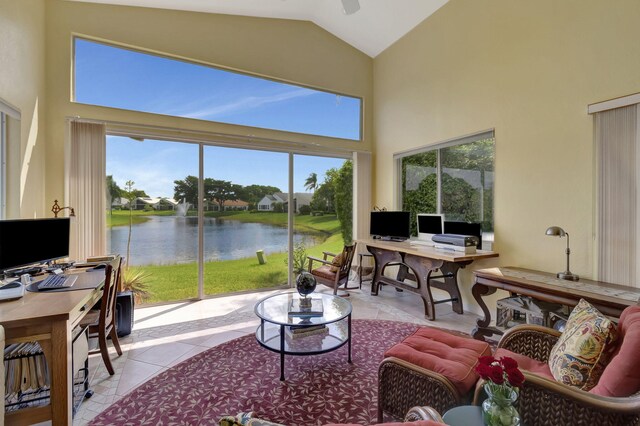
[79,256,123,375]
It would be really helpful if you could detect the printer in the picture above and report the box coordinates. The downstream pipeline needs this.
[432,233,479,253]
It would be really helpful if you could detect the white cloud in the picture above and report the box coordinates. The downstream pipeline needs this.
[183,88,316,119]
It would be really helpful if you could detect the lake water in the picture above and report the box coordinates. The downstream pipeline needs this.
[107,216,317,266]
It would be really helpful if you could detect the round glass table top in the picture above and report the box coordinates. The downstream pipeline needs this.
[254,292,352,326]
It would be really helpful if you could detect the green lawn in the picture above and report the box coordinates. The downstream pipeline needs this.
[119,211,345,304]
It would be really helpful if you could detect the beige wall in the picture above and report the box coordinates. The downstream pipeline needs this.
[0,0,47,218]
[373,0,640,312]
[45,0,373,205]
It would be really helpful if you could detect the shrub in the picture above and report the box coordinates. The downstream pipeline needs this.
[298,205,311,215]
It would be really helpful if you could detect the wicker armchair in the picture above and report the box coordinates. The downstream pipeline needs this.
[378,358,468,422]
[478,324,640,426]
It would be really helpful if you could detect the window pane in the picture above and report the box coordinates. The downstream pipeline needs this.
[202,146,289,296]
[106,136,199,304]
[401,151,437,236]
[294,155,353,289]
[440,138,495,232]
[75,38,362,140]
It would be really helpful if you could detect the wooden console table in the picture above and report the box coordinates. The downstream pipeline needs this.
[0,270,105,425]
[357,238,498,320]
[471,267,640,341]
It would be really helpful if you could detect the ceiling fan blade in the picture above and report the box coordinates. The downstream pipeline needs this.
[341,0,360,15]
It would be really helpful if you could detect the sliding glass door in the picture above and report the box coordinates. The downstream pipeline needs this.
[107,137,354,304]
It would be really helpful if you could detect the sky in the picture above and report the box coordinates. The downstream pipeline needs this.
[106,136,347,198]
[76,38,356,197]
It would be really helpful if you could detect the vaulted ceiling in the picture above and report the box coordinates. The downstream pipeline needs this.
[67,0,449,57]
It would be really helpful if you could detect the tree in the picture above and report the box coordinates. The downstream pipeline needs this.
[333,161,353,243]
[174,176,199,207]
[121,180,137,266]
[106,175,122,216]
[236,184,281,205]
[304,172,318,192]
[311,171,336,212]
[208,179,238,210]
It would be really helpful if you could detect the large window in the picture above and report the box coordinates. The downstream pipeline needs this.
[74,38,362,140]
[397,131,495,243]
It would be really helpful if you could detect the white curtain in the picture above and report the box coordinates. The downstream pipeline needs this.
[68,121,106,261]
[595,104,638,286]
[353,151,372,243]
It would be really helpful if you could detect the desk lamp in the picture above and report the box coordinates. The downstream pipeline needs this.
[545,226,579,281]
[51,200,75,218]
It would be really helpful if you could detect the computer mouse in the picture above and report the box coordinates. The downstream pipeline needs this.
[92,264,107,270]
[1,282,22,289]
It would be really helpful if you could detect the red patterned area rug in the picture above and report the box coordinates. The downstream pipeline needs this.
[90,320,460,426]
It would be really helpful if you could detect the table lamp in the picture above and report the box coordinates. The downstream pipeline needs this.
[51,200,75,218]
[545,226,579,281]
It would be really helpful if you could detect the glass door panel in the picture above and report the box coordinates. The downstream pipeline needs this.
[202,146,289,295]
[293,155,353,284]
[106,136,199,304]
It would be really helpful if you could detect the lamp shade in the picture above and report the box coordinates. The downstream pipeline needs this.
[545,226,566,237]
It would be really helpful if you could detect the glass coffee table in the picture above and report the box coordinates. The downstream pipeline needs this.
[254,292,352,380]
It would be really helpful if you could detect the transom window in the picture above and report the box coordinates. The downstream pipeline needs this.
[73,38,362,141]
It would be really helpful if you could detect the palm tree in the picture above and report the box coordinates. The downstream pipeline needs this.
[304,172,318,192]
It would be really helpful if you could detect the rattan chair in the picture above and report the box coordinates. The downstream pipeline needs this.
[476,324,640,426]
[308,244,357,296]
[378,358,470,422]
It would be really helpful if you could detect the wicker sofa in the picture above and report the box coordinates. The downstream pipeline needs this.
[483,307,640,426]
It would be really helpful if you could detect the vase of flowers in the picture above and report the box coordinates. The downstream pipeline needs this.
[475,356,524,426]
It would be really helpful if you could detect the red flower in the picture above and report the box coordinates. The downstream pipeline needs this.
[500,356,518,371]
[507,368,525,388]
[490,365,505,384]
[475,363,493,380]
[478,356,496,366]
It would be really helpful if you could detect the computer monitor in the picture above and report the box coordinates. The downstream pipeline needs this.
[444,221,483,250]
[0,218,71,272]
[370,211,411,240]
[416,214,444,242]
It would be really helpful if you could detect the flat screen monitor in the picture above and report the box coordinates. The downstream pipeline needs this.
[444,221,483,250]
[416,214,444,242]
[0,218,71,271]
[370,211,411,240]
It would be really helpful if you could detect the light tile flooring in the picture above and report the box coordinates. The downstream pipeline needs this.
[73,284,482,425]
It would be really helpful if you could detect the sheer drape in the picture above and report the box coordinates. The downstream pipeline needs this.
[68,121,106,261]
[595,104,638,286]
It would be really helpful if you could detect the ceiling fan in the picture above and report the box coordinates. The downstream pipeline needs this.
[341,0,360,15]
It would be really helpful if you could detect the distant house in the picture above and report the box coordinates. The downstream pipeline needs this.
[257,192,312,213]
[133,197,179,210]
[111,197,130,209]
[222,199,249,211]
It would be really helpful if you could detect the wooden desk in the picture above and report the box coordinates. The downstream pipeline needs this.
[471,267,640,341]
[0,270,105,425]
[357,238,498,320]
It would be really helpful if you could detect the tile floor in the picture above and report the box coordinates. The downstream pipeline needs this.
[72,283,483,425]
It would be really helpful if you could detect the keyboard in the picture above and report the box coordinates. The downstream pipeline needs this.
[37,274,77,291]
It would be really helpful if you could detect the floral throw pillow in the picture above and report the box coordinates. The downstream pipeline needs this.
[548,299,618,390]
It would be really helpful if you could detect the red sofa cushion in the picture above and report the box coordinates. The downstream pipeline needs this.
[590,305,640,397]
[494,348,554,380]
[384,327,491,396]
